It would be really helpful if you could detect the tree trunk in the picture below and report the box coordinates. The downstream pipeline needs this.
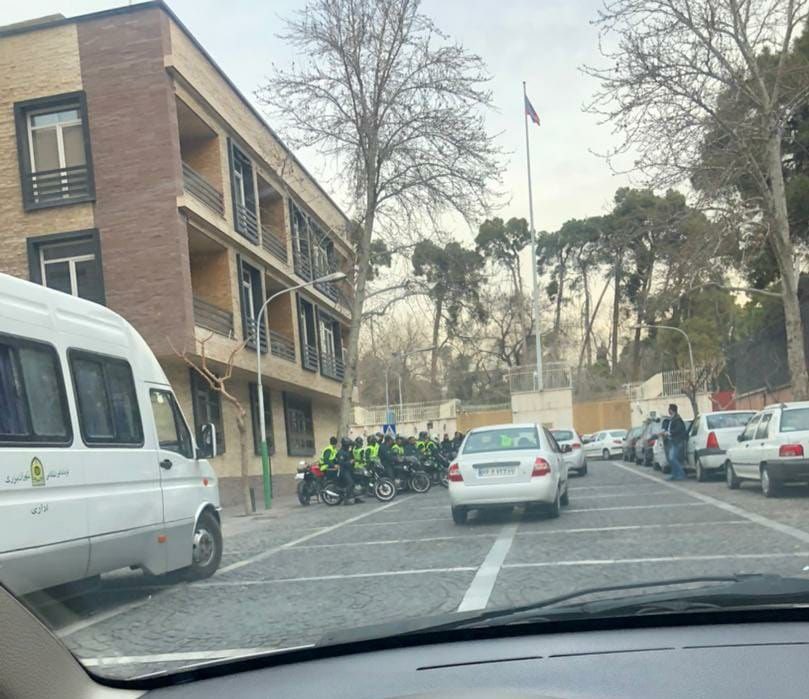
[430,294,443,389]
[582,267,592,367]
[236,413,251,515]
[611,262,622,374]
[630,263,654,383]
[554,265,565,333]
[576,275,611,378]
[765,132,809,400]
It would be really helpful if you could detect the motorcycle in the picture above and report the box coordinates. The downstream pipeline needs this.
[421,453,449,488]
[393,456,431,494]
[320,460,396,505]
[295,460,324,506]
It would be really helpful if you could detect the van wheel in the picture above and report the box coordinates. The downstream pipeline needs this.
[186,510,222,580]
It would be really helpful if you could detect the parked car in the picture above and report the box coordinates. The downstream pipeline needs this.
[724,402,809,497]
[0,273,222,595]
[448,423,569,523]
[622,426,642,461]
[653,418,692,473]
[550,428,587,476]
[581,433,594,444]
[685,410,756,481]
[582,429,627,460]
[635,418,662,466]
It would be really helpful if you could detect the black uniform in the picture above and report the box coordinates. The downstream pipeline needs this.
[335,445,355,498]
[378,440,398,479]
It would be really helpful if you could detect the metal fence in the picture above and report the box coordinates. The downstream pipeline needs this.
[508,361,572,393]
[360,400,456,426]
[661,368,709,396]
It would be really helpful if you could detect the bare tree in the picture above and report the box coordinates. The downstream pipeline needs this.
[585,0,809,399]
[258,0,502,433]
[174,334,253,516]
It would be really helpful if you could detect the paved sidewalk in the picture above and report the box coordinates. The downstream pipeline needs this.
[220,494,302,538]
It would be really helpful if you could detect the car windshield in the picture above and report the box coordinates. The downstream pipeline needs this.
[463,427,540,454]
[4,0,809,686]
[706,413,756,429]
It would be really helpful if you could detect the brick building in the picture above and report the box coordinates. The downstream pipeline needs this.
[0,2,354,505]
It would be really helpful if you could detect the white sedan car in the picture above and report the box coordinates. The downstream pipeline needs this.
[448,423,569,524]
[551,427,587,475]
[583,429,628,460]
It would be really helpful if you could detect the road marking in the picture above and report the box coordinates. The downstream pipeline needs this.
[57,597,152,638]
[195,567,476,586]
[503,551,809,569]
[572,491,673,500]
[516,520,752,536]
[611,461,809,546]
[457,521,520,612]
[218,495,411,574]
[569,483,667,492]
[345,517,447,527]
[81,644,314,668]
[296,533,497,549]
[566,502,709,513]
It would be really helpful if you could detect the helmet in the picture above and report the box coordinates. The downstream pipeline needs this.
[418,431,427,440]
[341,437,352,448]
[354,437,363,446]
[367,435,376,445]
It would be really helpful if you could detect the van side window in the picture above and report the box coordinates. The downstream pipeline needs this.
[150,389,193,458]
[0,335,71,445]
[69,350,143,446]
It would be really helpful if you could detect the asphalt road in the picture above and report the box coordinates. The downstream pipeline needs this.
[26,458,809,680]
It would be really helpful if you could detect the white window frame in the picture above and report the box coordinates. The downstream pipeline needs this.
[26,106,83,174]
[319,319,336,358]
[39,241,96,297]
[234,167,246,208]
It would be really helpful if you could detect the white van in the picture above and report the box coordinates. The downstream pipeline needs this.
[0,273,222,594]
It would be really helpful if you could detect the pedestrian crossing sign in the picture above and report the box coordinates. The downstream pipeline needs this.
[382,423,396,437]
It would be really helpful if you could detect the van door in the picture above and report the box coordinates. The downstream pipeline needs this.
[149,388,204,566]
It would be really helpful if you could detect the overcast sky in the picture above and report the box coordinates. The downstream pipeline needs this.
[4,0,631,241]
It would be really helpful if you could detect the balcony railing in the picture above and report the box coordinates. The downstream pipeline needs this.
[302,343,319,371]
[193,296,233,337]
[293,249,313,281]
[244,315,268,353]
[182,162,224,216]
[261,224,288,263]
[269,330,295,362]
[23,165,91,207]
[320,353,345,381]
[235,202,259,244]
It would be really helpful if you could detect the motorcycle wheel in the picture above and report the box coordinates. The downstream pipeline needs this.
[320,482,344,506]
[409,471,431,493]
[297,480,312,506]
[373,478,397,502]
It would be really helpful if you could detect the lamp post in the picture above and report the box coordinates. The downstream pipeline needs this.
[632,323,696,385]
[392,346,437,430]
[254,271,346,509]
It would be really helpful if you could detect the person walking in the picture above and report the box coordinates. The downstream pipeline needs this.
[665,403,687,481]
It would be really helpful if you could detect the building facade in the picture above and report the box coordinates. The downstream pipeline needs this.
[0,2,354,505]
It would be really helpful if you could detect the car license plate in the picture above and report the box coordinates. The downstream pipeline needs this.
[478,466,516,477]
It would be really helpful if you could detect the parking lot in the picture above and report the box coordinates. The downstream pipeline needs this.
[28,458,809,679]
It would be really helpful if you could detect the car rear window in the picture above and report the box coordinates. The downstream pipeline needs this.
[551,429,575,441]
[463,427,539,454]
[706,413,755,429]
[609,430,627,437]
[780,408,809,433]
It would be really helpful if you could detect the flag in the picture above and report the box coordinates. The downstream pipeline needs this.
[524,95,540,126]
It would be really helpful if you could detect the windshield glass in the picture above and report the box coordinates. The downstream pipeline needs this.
[706,413,756,429]
[4,0,809,685]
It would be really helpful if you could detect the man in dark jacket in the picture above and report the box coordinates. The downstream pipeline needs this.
[665,403,687,481]
[336,437,360,503]
[378,434,398,479]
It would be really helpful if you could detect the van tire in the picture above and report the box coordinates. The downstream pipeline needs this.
[186,510,222,580]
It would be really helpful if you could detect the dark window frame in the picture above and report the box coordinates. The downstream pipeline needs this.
[26,229,105,305]
[237,255,267,353]
[67,348,144,448]
[14,91,95,211]
[249,383,275,456]
[189,369,226,455]
[283,391,315,457]
[0,331,73,447]
[297,295,318,372]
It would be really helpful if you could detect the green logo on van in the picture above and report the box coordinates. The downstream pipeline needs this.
[30,458,46,487]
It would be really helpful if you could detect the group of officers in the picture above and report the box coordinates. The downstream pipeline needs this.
[317,431,465,504]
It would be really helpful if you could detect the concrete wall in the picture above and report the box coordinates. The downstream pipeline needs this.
[457,409,513,432]
[735,385,792,411]
[349,418,458,439]
[629,393,712,426]
[510,388,574,428]
[573,398,631,434]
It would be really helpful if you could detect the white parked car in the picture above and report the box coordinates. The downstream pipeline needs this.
[724,402,809,497]
[583,429,627,460]
[550,428,587,475]
[0,274,222,594]
[448,423,569,524]
[685,410,756,481]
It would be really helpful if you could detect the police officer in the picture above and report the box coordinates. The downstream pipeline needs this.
[320,436,338,476]
[352,436,365,469]
[440,433,453,457]
[416,431,429,455]
[404,435,420,458]
[364,435,380,464]
[336,437,359,503]
[392,435,405,457]
[378,434,398,479]
[452,431,464,455]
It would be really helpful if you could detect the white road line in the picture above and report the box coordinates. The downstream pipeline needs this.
[194,567,476,586]
[503,551,809,569]
[572,491,672,500]
[611,461,809,546]
[81,644,314,668]
[296,533,497,549]
[457,522,520,612]
[218,495,411,574]
[566,502,709,513]
[516,520,752,537]
[57,597,152,638]
[345,517,447,527]
[569,483,667,492]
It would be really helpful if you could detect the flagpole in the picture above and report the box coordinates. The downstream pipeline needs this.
[523,81,543,391]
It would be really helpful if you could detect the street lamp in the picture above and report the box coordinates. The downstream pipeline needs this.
[254,271,346,510]
[393,346,437,424]
[632,323,696,385]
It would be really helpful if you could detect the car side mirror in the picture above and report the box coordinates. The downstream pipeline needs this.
[561,444,572,453]
[737,433,744,442]
[197,422,217,459]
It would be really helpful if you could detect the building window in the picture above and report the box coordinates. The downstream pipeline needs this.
[69,350,143,447]
[238,257,267,352]
[249,383,274,456]
[283,392,315,456]
[228,139,257,243]
[14,92,94,210]
[298,296,318,371]
[27,230,105,305]
[0,334,72,446]
[317,310,344,381]
[189,370,225,455]
[290,201,312,280]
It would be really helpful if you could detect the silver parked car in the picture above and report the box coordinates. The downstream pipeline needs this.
[551,427,587,476]
[448,423,569,524]
[685,410,756,481]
